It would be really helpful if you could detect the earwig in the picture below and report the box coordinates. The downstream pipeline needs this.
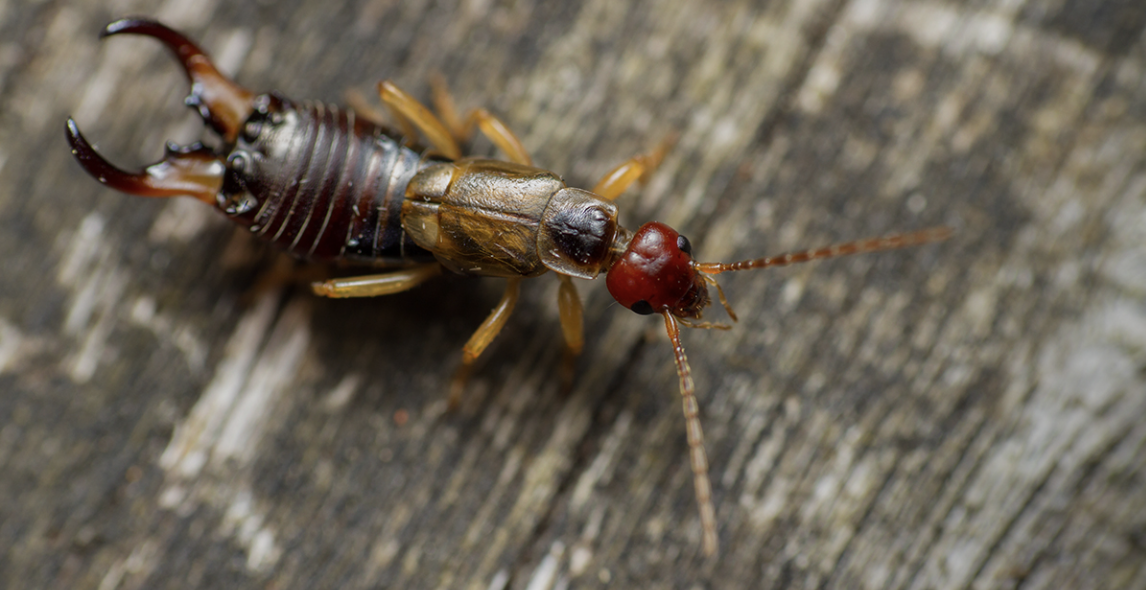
[66,18,951,556]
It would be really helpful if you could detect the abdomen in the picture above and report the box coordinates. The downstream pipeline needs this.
[221,95,436,266]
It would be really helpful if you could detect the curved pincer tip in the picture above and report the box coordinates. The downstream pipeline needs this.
[65,117,224,204]
[97,17,256,142]
[66,117,133,191]
[66,117,104,176]
[102,17,164,39]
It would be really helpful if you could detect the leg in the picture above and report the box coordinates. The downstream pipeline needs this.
[462,108,529,166]
[378,81,463,159]
[344,87,418,139]
[463,109,532,166]
[243,254,329,304]
[430,73,467,143]
[448,278,522,408]
[591,135,675,201]
[431,75,533,166]
[311,264,441,298]
[556,275,584,390]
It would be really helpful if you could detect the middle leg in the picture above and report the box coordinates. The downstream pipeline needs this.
[431,75,533,166]
[448,277,523,408]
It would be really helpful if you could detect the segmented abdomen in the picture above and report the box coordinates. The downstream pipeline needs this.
[224,96,435,266]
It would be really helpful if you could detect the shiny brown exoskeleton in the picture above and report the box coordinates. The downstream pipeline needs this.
[66,18,951,556]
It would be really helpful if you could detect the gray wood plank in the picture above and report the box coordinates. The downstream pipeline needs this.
[2,0,1144,588]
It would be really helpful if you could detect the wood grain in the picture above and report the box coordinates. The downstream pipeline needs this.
[2,0,1144,588]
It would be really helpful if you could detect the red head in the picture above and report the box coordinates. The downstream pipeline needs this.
[605,222,711,319]
[601,221,950,555]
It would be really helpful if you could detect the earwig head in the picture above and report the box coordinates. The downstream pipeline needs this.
[64,19,260,204]
[605,221,722,553]
[607,224,953,556]
[605,222,710,318]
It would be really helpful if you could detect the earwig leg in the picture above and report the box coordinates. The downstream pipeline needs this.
[449,278,522,408]
[310,264,442,298]
[430,73,467,142]
[463,109,532,166]
[430,75,533,166]
[592,135,675,201]
[379,81,463,160]
[344,88,392,128]
[556,275,585,391]
[243,256,329,305]
[662,311,719,556]
[347,86,421,141]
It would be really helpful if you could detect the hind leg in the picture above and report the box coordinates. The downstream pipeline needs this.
[310,264,442,298]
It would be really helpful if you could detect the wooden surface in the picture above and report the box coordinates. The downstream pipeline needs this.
[3,0,1145,588]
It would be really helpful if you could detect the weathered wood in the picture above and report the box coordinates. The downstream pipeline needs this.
[2,1,1144,588]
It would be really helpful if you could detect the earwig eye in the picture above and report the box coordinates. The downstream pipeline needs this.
[630,300,655,315]
[677,235,692,256]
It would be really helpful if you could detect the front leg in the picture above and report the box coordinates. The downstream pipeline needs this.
[591,136,675,201]
[557,275,584,391]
